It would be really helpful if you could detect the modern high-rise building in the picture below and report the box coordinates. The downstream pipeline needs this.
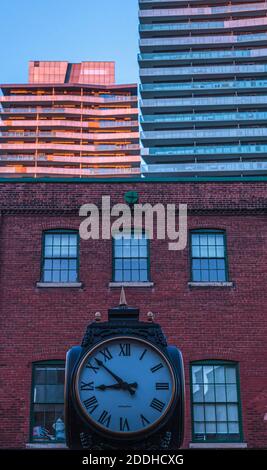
[0,61,140,178]
[139,0,267,177]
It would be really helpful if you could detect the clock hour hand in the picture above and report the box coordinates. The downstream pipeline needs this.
[94,358,136,395]
[96,382,138,391]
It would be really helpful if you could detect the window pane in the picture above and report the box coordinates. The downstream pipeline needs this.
[228,404,238,421]
[43,271,52,282]
[214,366,225,383]
[205,405,216,421]
[132,270,140,281]
[217,422,228,434]
[192,246,200,257]
[215,385,226,402]
[200,246,208,257]
[45,246,53,257]
[52,271,60,282]
[193,384,204,402]
[115,259,123,270]
[192,234,200,245]
[45,235,53,246]
[192,270,201,281]
[194,405,204,421]
[115,270,123,282]
[194,422,205,433]
[226,367,237,383]
[115,246,123,257]
[69,271,77,282]
[206,423,216,434]
[217,270,226,281]
[226,385,237,402]
[216,246,224,257]
[140,270,148,281]
[228,422,239,434]
[192,259,201,269]
[216,404,227,421]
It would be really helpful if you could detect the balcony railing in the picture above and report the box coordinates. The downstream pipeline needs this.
[141,143,267,157]
[139,17,267,33]
[141,94,267,109]
[140,32,267,48]
[0,106,138,117]
[141,128,267,142]
[0,131,139,141]
[141,111,267,124]
[138,48,267,63]
[141,160,267,175]
[140,63,267,79]
[139,3,267,20]
[140,79,267,94]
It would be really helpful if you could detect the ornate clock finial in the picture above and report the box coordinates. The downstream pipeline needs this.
[119,286,127,306]
[147,311,155,322]
[94,312,102,322]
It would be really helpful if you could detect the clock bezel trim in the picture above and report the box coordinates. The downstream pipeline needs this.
[73,335,177,438]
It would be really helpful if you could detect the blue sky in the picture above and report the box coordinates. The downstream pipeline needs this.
[0,0,139,84]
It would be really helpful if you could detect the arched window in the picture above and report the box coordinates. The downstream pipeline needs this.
[190,361,243,443]
[31,361,65,443]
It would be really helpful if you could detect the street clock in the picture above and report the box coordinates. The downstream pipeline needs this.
[65,290,184,450]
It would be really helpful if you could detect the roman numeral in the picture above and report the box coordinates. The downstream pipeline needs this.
[150,398,165,413]
[81,381,94,391]
[156,382,170,390]
[140,414,150,427]
[150,363,164,373]
[83,396,99,414]
[98,410,112,428]
[139,349,147,361]
[86,360,99,374]
[119,343,131,356]
[99,348,113,362]
[120,417,130,431]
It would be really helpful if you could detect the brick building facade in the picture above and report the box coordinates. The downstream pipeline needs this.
[0,178,266,448]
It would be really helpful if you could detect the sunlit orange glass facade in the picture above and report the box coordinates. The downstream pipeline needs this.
[0,61,140,178]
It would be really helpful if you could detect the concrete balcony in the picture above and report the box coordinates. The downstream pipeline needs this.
[0,130,139,142]
[0,106,138,118]
[141,160,267,177]
[138,48,267,66]
[140,94,267,112]
[139,32,267,51]
[0,143,140,153]
[0,154,141,165]
[141,127,267,145]
[139,3,267,22]
[0,118,139,131]
[139,17,267,37]
[140,64,267,82]
[0,94,137,105]
[139,79,267,97]
[140,111,267,129]
[0,166,141,177]
[141,144,267,162]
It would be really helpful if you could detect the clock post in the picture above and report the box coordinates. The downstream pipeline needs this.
[65,289,185,450]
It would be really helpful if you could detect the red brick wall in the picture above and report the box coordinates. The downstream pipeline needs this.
[0,181,266,448]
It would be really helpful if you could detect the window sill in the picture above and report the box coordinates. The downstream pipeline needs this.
[188,282,234,288]
[26,443,67,449]
[189,442,247,449]
[36,282,83,288]
[109,282,154,288]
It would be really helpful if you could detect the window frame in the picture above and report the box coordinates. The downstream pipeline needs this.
[112,230,151,283]
[190,229,229,283]
[30,360,65,444]
[40,229,80,284]
[190,360,244,444]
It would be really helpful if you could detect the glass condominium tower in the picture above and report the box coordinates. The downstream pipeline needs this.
[139,0,267,177]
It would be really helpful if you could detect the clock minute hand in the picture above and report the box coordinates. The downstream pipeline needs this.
[94,358,136,395]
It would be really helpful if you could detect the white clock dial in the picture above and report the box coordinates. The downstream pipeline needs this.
[74,336,176,437]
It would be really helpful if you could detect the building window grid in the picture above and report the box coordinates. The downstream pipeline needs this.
[191,230,228,282]
[31,363,65,443]
[42,231,79,283]
[113,232,149,282]
[191,363,242,442]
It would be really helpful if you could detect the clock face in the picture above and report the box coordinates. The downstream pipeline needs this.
[74,336,176,437]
